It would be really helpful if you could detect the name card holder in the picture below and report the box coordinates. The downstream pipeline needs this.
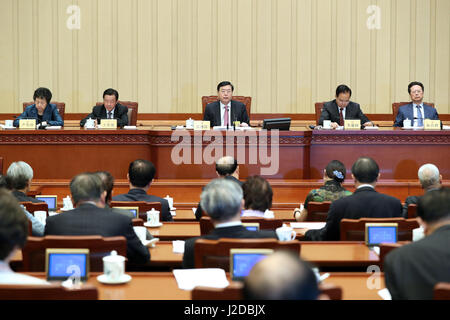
[424,119,440,130]
[100,119,117,129]
[193,121,204,131]
[344,119,361,130]
[202,121,211,131]
[233,121,241,127]
[19,119,36,130]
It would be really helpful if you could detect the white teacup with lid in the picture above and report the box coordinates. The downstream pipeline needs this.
[103,250,125,282]
[147,208,160,226]
[164,195,174,210]
[276,224,297,241]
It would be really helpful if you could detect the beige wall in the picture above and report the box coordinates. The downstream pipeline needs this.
[0,0,448,114]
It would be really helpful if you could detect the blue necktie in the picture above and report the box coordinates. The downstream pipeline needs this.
[416,106,423,127]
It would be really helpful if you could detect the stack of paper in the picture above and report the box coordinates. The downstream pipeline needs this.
[173,269,229,290]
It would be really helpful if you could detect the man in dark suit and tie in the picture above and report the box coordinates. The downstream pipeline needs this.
[182,178,277,269]
[203,81,250,127]
[394,81,440,127]
[384,187,450,300]
[44,173,150,264]
[80,88,129,128]
[301,157,402,241]
[318,84,373,129]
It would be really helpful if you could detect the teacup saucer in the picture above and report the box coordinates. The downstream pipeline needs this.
[144,222,163,228]
[97,274,132,285]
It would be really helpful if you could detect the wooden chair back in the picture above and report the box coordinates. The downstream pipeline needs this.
[392,102,435,122]
[96,101,138,126]
[110,201,161,221]
[194,238,301,270]
[306,202,331,222]
[199,216,283,235]
[314,102,326,125]
[407,204,417,218]
[434,283,450,300]
[23,102,66,120]
[202,96,252,119]
[0,283,98,300]
[20,201,49,215]
[21,235,127,272]
[132,218,145,226]
[340,218,420,241]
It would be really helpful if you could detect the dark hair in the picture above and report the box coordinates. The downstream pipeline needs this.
[216,158,238,176]
[417,187,450,224]
[351,157,379,183]
[325,160,347,183]
[70,173,104,205]
[95,171,114,204]
[0,189,28,260]
[0,175,11,190]
[128,159,156,188]
[103,88,119,101]
[217,81,234,92]
[242,176,273,212]
[335,84,352,97]
[33,87,52,104]
[408,81,424,94]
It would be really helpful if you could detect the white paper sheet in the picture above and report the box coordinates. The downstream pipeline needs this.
[172,240,185,253]
[173,268,229,290]
[378,288,392,300]
[290,222,326,230]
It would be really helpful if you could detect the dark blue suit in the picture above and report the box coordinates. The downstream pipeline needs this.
[203,100,250,127]
[394,103,439,127]
[13,104,63,127]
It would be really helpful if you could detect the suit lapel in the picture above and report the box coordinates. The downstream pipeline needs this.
[214,101,221,126]
[230,100,236,124]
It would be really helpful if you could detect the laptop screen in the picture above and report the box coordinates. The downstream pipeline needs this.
[46,249,89,281]
[230,249,273,281]
[35,195,57,211]
[366,224,398,246]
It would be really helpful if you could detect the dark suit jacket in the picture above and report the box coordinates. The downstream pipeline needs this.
[305,187,402,241]
[318,100,370,126]
[203,100,250,127]
[112,188,173,222]
[13,104,63,127]
[44,203,150,264]
[182,225,277,269]
[384,225,450,300]
[80,104,128,127]
[12,190,44,203]
[194,176,243,221]
[394,103,439,127]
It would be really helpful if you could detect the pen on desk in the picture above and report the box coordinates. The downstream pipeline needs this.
[319,273,330,282]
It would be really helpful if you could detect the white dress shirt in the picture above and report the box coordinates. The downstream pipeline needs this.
[0,261,48,285]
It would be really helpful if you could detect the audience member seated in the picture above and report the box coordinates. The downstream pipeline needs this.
[294,160,352,222]
[182,179,277,269]
[301,157,402,241]
[402,163,442,218]
[44,173,150,264]
[95,171,152,240]
[0,175,44,237]
[112,159,172,222]
[6,161,44,204]
[13,87,63,128]
[243,251,321,300]
[384,187,450,299]
[195,156,242,220]
[241,176,272,217]
[0,189,48,284]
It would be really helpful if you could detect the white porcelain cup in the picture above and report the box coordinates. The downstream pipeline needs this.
[413,227,425,242]
[147,208,160,225]
[323,120,331,129]
[34,211,47,224]
[276,226,297,241]
[186,118,194,128]
[5,120,13,127]
[403,119,411,128]
[263,210,274,219]
[165,195,174,209]
[133,226,147,243]
[103,250,125,282]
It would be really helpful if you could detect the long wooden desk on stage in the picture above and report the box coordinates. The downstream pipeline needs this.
[1,127,449,180]
[22,272,384,300]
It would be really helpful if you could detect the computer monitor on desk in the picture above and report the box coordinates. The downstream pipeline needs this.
[262,118,291,130]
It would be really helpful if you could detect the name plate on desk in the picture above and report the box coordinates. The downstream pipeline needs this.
[19,119,36,130]
[100,119,117,129]
[194,121,210,131]
[424,119,440,130]
[344,119,361,130]
[233,121,241,127]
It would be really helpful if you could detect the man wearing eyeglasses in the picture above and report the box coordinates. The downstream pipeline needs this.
[394,82,440,127]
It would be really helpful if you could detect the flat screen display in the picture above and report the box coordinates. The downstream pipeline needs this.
[230,249,273,281]
[367,226,397,245]
[46,250,89,281]
[35,196,57,211]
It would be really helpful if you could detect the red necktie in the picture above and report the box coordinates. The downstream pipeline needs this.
[224,106,229,126]
[339,108,344,126]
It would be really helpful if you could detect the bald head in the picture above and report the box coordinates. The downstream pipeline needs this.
[243,251,319,300]
[418,164,441,190]
[215,156,238,176]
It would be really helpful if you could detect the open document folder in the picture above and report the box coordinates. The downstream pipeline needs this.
[173,268,229,290]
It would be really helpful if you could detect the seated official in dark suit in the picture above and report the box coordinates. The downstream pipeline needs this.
[80,88,128,128]
[182,179,277,269]
[402,163,442,218]
[203,81,250,127]
[301,157,402,241]
[6,161,44,204]
[13,87,63,127]
[112,159,173,222]
[394,81,440,127]
[244,251,321,300]
[318,84,373,129]
[195,156,243,220]
[44,173,150,264]
[384,187,450,300]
